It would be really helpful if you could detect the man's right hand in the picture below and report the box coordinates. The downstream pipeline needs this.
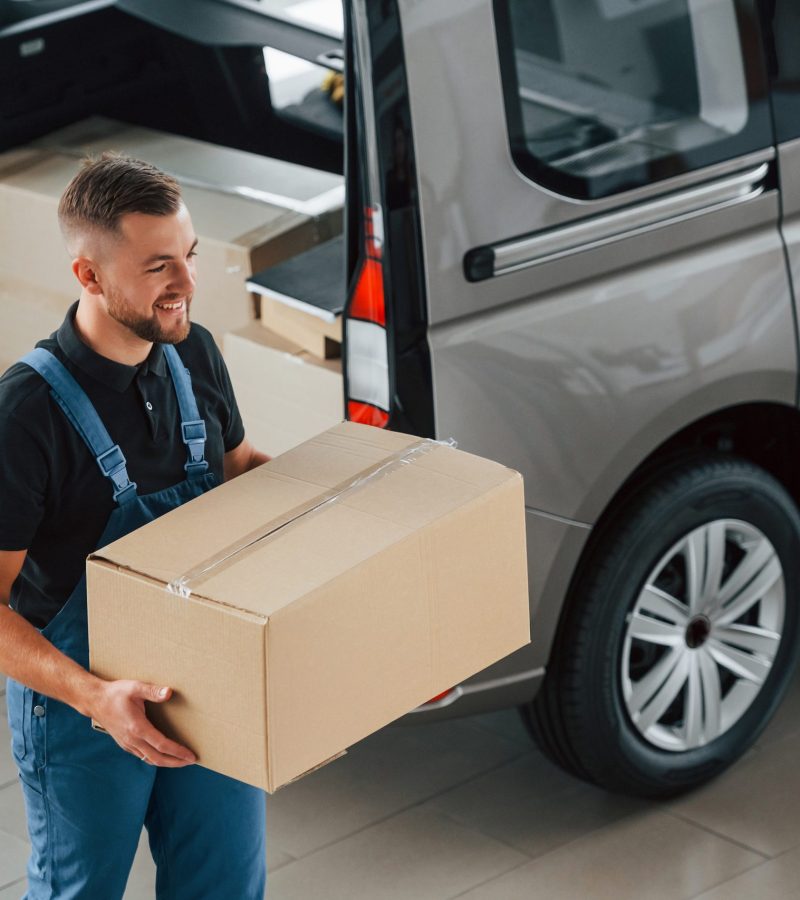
[88,680,197,767]
[1,552,195,768]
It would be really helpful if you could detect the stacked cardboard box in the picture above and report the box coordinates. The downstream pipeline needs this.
[87,421,530,792]
[0,272,76,374]
[0,117,344,360]
[259,295,342,359]
[223,324,343,458]
[249,232,345,360]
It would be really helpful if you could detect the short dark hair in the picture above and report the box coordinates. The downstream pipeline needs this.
[58,152,182,251]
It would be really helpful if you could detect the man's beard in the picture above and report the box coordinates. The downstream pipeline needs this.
[105,285,192,344]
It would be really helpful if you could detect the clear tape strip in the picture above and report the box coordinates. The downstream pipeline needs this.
[166,436,457,600]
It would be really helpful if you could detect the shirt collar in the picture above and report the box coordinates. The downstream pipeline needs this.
[56,301,167,393]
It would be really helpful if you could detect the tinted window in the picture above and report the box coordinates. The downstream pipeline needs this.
[494,0,772,199]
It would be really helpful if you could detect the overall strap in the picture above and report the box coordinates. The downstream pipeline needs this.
[162,344,209,478]
[20,348,138,504]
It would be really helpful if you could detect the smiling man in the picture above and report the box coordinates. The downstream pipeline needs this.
[0,153,269,899]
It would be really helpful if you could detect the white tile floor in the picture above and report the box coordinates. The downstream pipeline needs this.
[2,672,800,899]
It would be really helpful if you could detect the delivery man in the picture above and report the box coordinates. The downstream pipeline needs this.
[0,153,270,898]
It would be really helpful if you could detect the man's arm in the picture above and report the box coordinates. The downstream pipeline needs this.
[0,550,195,767]
[224,437,271,481]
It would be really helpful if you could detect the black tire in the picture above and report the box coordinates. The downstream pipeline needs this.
[523,453,800,797]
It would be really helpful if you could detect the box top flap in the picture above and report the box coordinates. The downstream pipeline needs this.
[88,422,521,618]
[0,150,305,245]
[88,422,418,590]
[32,117,343,211]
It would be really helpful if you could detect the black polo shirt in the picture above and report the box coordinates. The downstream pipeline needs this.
[0,301,245,628]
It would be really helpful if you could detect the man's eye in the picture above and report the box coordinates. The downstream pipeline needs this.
[147,264,166,274]
[188,251,198,259]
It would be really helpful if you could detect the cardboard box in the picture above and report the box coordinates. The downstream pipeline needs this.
[248,232,345,358]
[223,324,343,458]
[86,422,530,792]
[0,270,76,374]
[259,294,342,359]
[0,118,344,345]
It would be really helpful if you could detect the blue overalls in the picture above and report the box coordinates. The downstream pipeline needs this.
[5,345,266,900]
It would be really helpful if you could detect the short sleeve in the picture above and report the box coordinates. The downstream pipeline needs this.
[0,414,48,550]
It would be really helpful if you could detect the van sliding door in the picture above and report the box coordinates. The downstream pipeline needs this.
[398,0,795,674]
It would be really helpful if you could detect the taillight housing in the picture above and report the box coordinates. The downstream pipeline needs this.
[343,0,435,439]
[345,205,390,428]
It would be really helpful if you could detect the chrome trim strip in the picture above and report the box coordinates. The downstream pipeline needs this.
[526,505,592,530]
[409,667,546,713]
[492,163,770,278]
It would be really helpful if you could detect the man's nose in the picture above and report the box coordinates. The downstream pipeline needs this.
[169,260,195,294]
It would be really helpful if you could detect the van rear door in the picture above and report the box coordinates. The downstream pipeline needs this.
[342,0,435,439]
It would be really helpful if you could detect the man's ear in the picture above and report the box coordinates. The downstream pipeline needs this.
[72,257,104,295]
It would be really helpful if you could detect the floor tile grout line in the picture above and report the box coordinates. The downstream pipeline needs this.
[279,750,531,863]
[686,855,772,899]
[432,796,650,865]
[665,810,771,861]
[444,805,777,900]
[433,806,538,860]
[445,859,531,900]
[0,877,25,893]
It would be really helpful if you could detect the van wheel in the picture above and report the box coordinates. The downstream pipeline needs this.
[523,455,800,797]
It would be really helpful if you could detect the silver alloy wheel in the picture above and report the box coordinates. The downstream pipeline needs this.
[621,519,785,752]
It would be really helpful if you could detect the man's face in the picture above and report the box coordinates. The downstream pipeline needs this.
[99,203,198,345]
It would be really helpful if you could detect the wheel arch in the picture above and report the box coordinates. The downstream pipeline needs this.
[542,399,800,671]
[527,401,800,791]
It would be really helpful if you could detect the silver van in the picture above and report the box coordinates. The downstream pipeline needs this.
[3,0,799,796]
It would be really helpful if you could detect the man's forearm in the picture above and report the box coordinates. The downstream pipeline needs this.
[0,602,103,717]
[248,447,271,470]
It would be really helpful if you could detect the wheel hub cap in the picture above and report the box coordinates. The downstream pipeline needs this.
[685,616,711,649]
[621,520,785,753]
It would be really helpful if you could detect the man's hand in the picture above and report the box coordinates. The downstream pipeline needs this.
[89,679,197,767]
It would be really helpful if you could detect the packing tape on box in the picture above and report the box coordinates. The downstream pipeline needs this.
[166,436,458,600]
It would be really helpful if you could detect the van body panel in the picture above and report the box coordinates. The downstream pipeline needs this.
[397,0,795,525]
[428,222,796,522]
[779,139,800,309]
[519,509,590,672]
[780,139,800,215]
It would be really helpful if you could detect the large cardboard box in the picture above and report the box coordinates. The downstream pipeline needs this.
[0,270,75,374]
[0,118,343,345]
[259,294,342,359]
[248,232,345,358]
[223,323,343,458]
[86,422,530,792]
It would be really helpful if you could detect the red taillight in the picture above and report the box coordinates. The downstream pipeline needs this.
[345,205,390,427]
[348,401,389,427]
[349,256,385,327]
[363,204,382,261]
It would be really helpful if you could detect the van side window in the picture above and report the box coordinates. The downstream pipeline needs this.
[767,0,800,142]
[494,0,773,200]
